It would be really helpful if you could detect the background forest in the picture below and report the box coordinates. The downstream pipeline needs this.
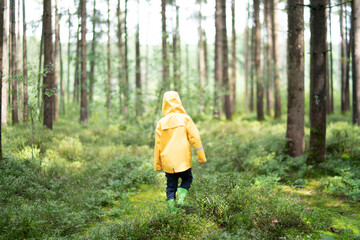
[0,0,360,239]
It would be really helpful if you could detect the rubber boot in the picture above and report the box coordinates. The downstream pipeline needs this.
[176,187,188,207]
[166,199,178,214]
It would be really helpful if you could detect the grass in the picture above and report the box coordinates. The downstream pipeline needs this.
[1,112,360,239]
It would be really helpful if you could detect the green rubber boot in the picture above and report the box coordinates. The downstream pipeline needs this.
[176,187,188,207]
[166,199,178,214]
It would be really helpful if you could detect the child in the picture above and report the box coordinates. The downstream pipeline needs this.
[154,91,207,214]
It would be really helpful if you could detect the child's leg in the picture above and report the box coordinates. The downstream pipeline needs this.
[165,173,179,200]
[178,168,193,190]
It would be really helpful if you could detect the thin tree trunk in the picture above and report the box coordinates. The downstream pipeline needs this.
[204,31,208,86]
[214,0,222,118]
[340,0,347,113]
[43,0,54,129]
[250,23,255,112]
[254,0,263,120]
[1,0,4,160]
[80,0,88,124]
[173,3,180,92]
[135,0,142,116]
[67,10,71,105]
[308,0,327,165]
[107,0,111,117]
[124,0,129,118]
[161,0,169,90]
[271,0,281,118]
[221,0,231,120]
[89,0,96,105]
[230,0,236,115]
[265,0,273,116]
[17,0,22,120]
[23,0,28,123]
[59,31,65,115]
[37,25,43,110]
[244,1,250,112]
[54,0,59,122]
[74,9,80,103]
[199,0,206,113]
[116,0,123,114]
[344,4,350,111]
[328,0,334,114]
[286,0,305,157]
[10,0,18,124]
[2,0,8,127]
[352,0,360,125]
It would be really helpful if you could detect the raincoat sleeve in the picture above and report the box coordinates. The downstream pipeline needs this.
[154,122,162,171]
[186,117,207,163]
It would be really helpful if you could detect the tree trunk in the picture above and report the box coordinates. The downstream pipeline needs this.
[344,4,350,111]
[37,25,43,110]
[340,0,347,113]
[352,0,360,125]
[2,0,7,127]
[16,0,22,120]
[220,0,231,120]
[161,0,169,90]
[43,0,54,129]
[107,0,111,117]
[1,0,4,160]
[67,10,71,105]
[22,0,28,123]
[199,0,206,113]
[214,0,222,118]
[173,3,180,92]
[80,0,88,124]
[74,12,80,104]
[286,0,305,157]
[271,0,281,118]
[327,0,334,114]
[116,0,123,114]
[10,0,18,124]
[230,0,236,115]
[265,0,273,116]
[89,0,96,105]
[250,14,254,112]
[254,0,263,120]
[308,0,327,165]
[244,1,250,112]
[124,0,129,118]
[135,0,142,116]
[54,0,59,122]
[59,31,65,115]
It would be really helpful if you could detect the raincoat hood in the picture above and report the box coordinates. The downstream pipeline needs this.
[162,91,187,116]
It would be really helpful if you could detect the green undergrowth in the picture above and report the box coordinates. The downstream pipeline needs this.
[1,113,359,239]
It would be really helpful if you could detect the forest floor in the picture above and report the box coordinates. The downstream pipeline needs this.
[1,111,360,239]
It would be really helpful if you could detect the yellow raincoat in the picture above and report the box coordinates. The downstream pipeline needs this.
[154,91,207,173]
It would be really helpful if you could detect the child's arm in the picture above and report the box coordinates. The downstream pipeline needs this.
[186,117,207,163]
[154,122,162,171]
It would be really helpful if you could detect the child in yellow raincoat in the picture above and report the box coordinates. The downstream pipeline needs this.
[154,91,207,213]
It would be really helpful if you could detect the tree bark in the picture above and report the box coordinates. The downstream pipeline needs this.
[327,0,334,114]
[1,0,4,160]
[74,11,80,104]
[124,0,129,118]
[173,3,180,92]
[43,0,54,129]
[37,25,43,110]
[116,0,123,114]
[89,0,96,105]
[286,0,305,157]
[16,0,22,120]
[107,0,111,117]
[10,0,18,124]
[352,0,360,125]
[199,0,206,113]
[244,1,250,112]
[59,30,64,115]
[254,0,263,120]
[54,0,59,122]
[23,0,28,123]
[308,0,327,165]
[67,10,71,105]
[340,0,347,113]
[161,0,169,90]
[271,0,281,118]
[1,0,7,127]
[135,0,142,116]
[230,0,236,115]
[265,0,273,116]
[214,0,222,118]
[80,0,88,124]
